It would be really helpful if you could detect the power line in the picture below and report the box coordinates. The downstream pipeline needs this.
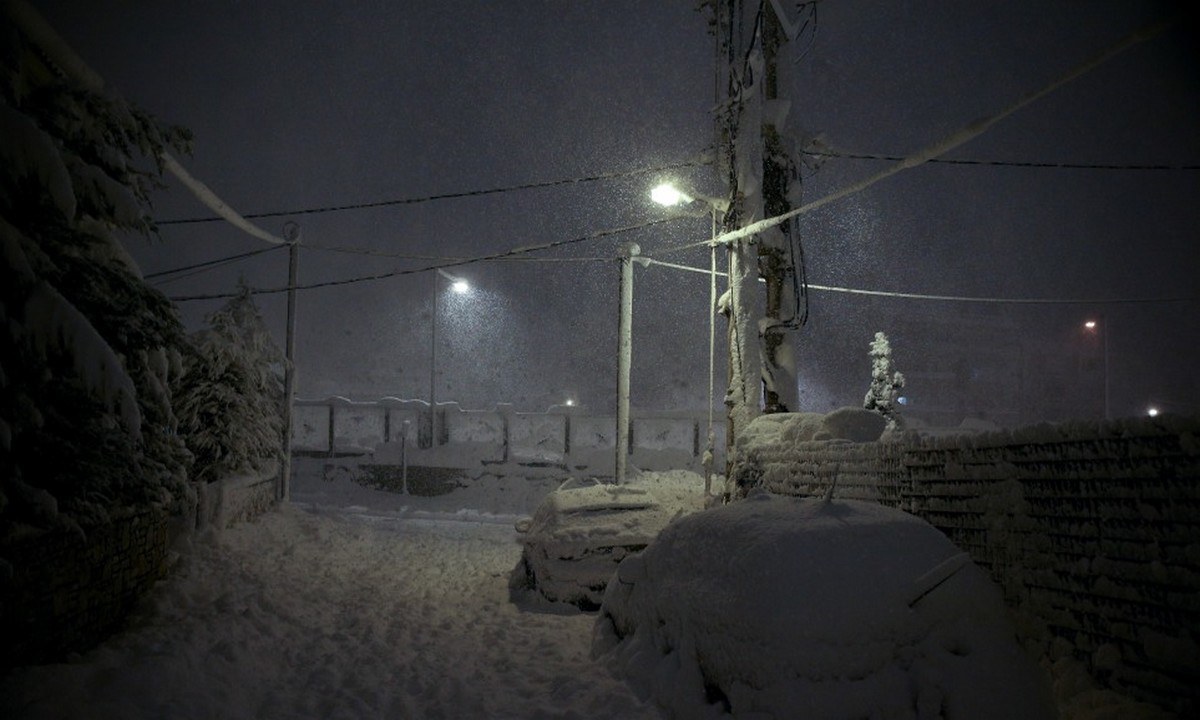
[157,158,712,226]
[644,258,1199,305]
[145,244,285,280]
[658,16,1173,258]
[167,217,677,302]
[804,149,1200,171]
[298,239,608,262]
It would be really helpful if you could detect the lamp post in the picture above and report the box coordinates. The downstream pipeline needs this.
[1083,317,1110,421]
[615,242,639,484]
[650,182,727,494]
[430,268,469,447]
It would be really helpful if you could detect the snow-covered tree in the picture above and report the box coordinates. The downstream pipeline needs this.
[863,332,905,429]
[1,15,194,532]
[175,284,284,484]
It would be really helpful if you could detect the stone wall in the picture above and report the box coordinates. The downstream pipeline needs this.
[1,467,280,674]
[740,416,1200,715]
[0,510,170,672]
[195,468,280,529]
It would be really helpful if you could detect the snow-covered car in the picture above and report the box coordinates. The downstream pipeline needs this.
[511,471,708,609]
[593,492,1056,719]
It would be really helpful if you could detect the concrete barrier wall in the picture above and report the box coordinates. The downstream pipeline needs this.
[332,401,386,451]
[509,413,566,464]
[293,397,721,475]
[739,416,1200,716]
[292,403,331,452]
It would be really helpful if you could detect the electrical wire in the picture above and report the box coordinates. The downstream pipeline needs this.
[145,244,285,280]
[804,149,1200,171]
[643,257,1199,305]
[156,158,712,226]
[167,217,677,302]
[657,16,1174,259]
[296,239,607,262]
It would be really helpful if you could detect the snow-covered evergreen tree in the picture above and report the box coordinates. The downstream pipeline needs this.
[1,14,194,532]
[175,284,284,483]
[863,331,905,429]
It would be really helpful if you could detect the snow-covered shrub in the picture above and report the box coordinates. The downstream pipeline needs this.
[864,331,905,429]
[1,19,194,533]
[175,285,284,483]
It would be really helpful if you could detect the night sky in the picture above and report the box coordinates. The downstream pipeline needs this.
[35,0,1200,422]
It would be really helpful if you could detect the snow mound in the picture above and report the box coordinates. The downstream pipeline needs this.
[593,493,1055,719]
[513,471,708,609]
[740,408,887,453]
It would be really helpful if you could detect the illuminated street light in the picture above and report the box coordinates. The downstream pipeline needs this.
[650,182,693,207]
[1082,317,1110,421]
[430,268,471,447]
[647,181,728,494]
[1147,406,1160,417]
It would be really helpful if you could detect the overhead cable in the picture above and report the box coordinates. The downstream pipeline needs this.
[167,217,678,302]
[145,244,285,280]
[642,258,1199,305]
[157,158,713,226]
[659,16,1173,257]
[5,0,288,246]
[805,149,1200,171]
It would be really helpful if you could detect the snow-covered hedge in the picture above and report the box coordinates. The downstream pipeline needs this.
[1,15,194,533]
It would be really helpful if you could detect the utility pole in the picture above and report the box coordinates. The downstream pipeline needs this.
[712,0,803,487]
[714,0,766,481]
[759,0,800,413]
[280,222,300,502]
[615,242,639,484]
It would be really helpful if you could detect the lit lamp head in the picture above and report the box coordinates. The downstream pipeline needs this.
[438,268,470,294]
[650,182,693,207]
[1084,320,1098,330]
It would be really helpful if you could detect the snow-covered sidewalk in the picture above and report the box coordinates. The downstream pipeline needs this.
[0,469,661,719]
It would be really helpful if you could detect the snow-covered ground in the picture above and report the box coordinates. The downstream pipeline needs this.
[0,458,1177,719]
[0,462,659,719]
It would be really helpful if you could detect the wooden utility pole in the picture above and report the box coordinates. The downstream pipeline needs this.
[615,243,639,484]
[280,222,300,502]
[712,0,801,486]
[758,0,799,413]
[713,0,763,478]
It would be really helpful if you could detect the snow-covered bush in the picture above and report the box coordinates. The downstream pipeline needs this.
[1,18,194,532]
[864,331,905,428]
[175,285,284,483]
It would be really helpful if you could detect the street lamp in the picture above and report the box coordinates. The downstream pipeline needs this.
[650,182,727,494]
[430,268,469,447]
[1083,317,1110,421]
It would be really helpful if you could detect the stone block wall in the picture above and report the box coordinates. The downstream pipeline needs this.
[0,510,169,672]
[743,417,1200,715]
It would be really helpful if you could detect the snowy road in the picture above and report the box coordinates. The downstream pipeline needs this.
[0,496,662,719]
